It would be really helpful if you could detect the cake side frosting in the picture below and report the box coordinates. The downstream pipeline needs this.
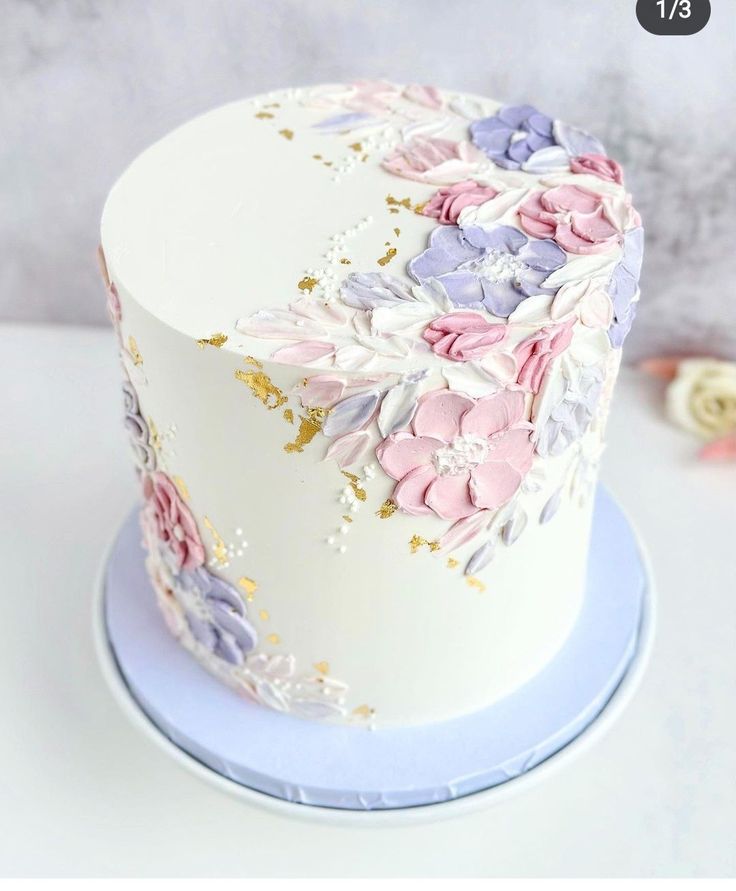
[100,81,642,727]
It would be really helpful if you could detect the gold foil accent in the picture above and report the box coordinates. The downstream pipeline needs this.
[128,335,143,366]
[376,499,398,519]
[173,476,190,501]
[255,111,274,119]
[238,576,258,599]
[147,417,162,452]
[264,102,281,108]
[385,194,425,215]
[259,609,270,621]
[409,534,440,554]
[393,227,401,237]
[388,207,399,214]
[377,247,397,267]
[446,557,459,569]
[196,332,228,349]
[348,142,363,152]
[235,368,288,410]
[278,128,294,140]
[342,515,353,524]
[361,154,368,162]
[314,661,330,675]
[283,407,327,454]
[313,154,322,160]
[342,471,367,502]
[352,704,375,718]
[243,355,263,368]
[339,258,351,265]
[203,516,228,565]
[297,275,319,293]
[323,161,333,167]
[283,408,294,424]
[466,576,486,593]
[267,633,281,645]
[413,202,427,215]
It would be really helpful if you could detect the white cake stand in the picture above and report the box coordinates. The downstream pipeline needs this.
[93,487,655,826]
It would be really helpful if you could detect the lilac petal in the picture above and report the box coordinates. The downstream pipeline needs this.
[322,390,381,438]
[493,155,523,170]
[410,228,480,281]
[540,488,563,524]
[438,271,485,307]
[208,601,257,654]
[481,280,526,317]
[527,113,554,137]
[470,116,509,135]
[468,224,528,254]
[213,633,244,666]
[314,112,377,132]
[518,267,550,296]
[521,145,571,173]
[186,614,217,651]
[553,119,606,157]
[205,576,244,614]
[525,130,553,152]
[608,302,637,348]
[520,238,567,272]
[465,540,495,575]
[474,128,513,155]
[497,105,538,128]
[506,139,534,164]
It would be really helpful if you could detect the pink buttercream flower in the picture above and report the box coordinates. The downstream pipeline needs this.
[382,137,486,185]
[518,185,623,254]
[514,319,575,394]
[422,312,506,362]
[423,180,499,225]
[143,471,205,571]
[570,153,624,185]
[375,389,534,521]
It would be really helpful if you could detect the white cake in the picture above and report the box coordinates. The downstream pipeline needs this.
[100,81,642,728]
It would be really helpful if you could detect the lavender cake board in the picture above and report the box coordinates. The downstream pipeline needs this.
[98,486,651,815]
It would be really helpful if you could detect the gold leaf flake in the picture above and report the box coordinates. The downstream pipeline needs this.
[173,476,190,501]
[413,202,427,215]
[352,704,375,718]
[238,576,258,600]
[466,576,486,593]
[203,516,228,566]
[255,111,274,119]
[313,154,323,160]
[259,609,270,621]
[342,515,353,524]
[348,142,363,152]
[446,557,459,569]
[243,355,263,368]
[278,128,294,140]
[147,417,162,452]
[342,471,367,502]
[264,102,281,108]
[283,408,294,424]
[339,257,351,265]
[388,207,399,214]
[361,154,369,162]
[314,661,330,675]
[386,194,412,210]
[323,161,333,167]
[128,335,143,366]
[377,247,397,267]
[235,368,288,410]
[297,275,319,293]
[393,227,401,237]
[267,633,281,645]
[196,332,228,349]
[283,407,327,453]
[376,499,398,519]
[409,534,440,554]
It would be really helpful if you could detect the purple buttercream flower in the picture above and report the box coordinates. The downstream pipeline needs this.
[408,224,567,318]
[176,566,258,666]
[470,105,556,170]
[608,227,644,348]
[122,379,156,472]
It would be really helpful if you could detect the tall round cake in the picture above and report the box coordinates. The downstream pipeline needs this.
[100,81,642,728]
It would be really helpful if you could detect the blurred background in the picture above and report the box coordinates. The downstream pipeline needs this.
[2,0,734,361]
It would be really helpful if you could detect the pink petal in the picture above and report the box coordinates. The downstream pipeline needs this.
[541,184,600,215]
[469,461,524,510]
[297,374,346,407]
[698,434,736,461]
[570,207,619,242]
[324,430,373,468]
[437,510,492,554]
[554,222,617,254]
[393,465,437,515]
[376,433,443,481]
[460,390,526,438]
[412,390,474,440]
[489,427,534,471]
[271,341,335,365]
[424,472,477,520]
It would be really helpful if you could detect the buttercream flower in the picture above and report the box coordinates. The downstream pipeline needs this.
[514,319,575,394]
[143,471,205,571]
[122,380,156,472]
[408,223,566,318]
[518,185,623,255]
[608,227,644,347]
[666,359,736,440]
[423,180,499,225]
[570,153,623,185]
[106,282,122,325]
[375,389,534,520]
[422,312,506,361]
[175,566,258,666]
[381,136,486,185]
[533,361,604,456]
[470,105,556,170]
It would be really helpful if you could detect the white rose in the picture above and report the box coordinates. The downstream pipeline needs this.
[666,359,736,439]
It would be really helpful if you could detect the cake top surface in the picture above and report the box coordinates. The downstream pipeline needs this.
[101,81,642,373]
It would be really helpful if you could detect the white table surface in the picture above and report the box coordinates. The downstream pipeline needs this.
[1,323,734,878]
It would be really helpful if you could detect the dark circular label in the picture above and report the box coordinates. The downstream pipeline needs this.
[636,0,711,35]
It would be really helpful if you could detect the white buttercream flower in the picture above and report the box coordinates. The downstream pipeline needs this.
[666,359,736,439]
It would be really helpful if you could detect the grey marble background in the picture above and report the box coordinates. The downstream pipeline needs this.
[2,0,735,360]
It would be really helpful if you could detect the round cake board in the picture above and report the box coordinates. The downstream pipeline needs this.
[94,486,654,825]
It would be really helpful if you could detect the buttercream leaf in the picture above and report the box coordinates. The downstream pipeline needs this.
[321,390,381,438]
[235,309,327,341]
[553,120,606,158]
[521,145,570,174]
[324,429,373,468]
[508,294,554,325]
[465,540,494,575]
[456,187,529,227]
[539,488,563,524]
[377,380,420,436]
[442,362,502,399]
[438,510,492,554]
[333,344,376,370]
[341,272,415,310]
[371,302,436,335]
[479,351,517,384]
[313,112,383,133]
[501,507,528,546]
[271,341,335,365]
[541,253,617,289]
[401,116,451,141]
[355,332,414,358]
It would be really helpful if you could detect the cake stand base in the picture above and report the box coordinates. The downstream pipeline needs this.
[94,486,654,823]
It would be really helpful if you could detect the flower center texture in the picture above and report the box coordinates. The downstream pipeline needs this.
[433,434,491,476]
[470,249,527,285]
